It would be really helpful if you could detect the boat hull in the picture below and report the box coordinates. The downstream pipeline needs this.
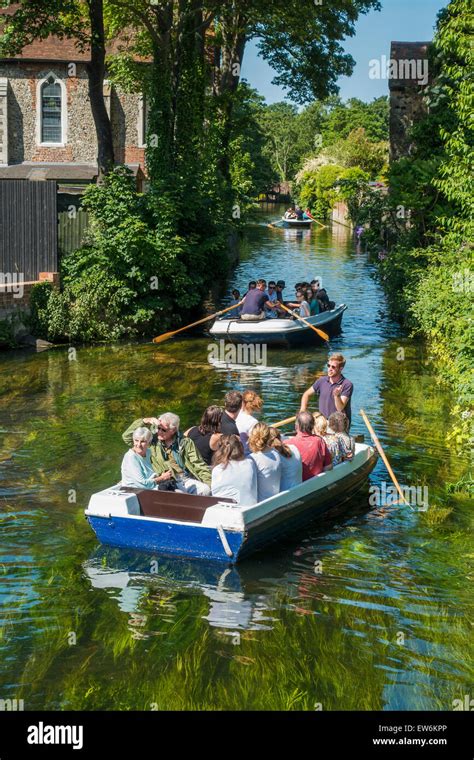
[85,444,377,564]
[281,217,313,227]
[209,304,346,346]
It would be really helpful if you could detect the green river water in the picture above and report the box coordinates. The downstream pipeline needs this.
[0,207,472,710]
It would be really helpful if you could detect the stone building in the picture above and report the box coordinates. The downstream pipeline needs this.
[0,12,147,193]
[389,41,432,161]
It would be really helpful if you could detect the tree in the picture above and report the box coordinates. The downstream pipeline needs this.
[0,0,115,178]
[256,102,300,183]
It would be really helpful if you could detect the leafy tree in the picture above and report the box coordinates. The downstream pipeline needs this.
[324,128,388,177]
[256,102,300,183]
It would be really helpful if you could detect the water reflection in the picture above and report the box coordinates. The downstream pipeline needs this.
[83,548,276,634]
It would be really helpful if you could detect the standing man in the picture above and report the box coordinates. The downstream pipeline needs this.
[299,353,353,428]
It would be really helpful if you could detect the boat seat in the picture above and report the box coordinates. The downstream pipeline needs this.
[119,487,236,524]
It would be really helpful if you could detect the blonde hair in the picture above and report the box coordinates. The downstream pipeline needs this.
[268,427,293,458]
[242,389,263,414]
[329,353,346,368]
[313,414,327,436]
[248,421,271,452]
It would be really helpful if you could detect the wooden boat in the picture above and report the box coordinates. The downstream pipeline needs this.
[281,216,314,228]
[85,442,377,564]
[209,303,347,346]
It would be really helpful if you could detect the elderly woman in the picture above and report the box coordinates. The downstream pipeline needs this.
[121,427,172,489]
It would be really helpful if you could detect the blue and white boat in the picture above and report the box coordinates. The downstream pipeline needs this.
[85,443,377,564]
[209,303,347,347]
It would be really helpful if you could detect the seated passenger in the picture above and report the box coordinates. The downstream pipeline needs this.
[287,290,311,318]
[328,412,355,462]
[240,278,277,321]
[268,427,302,491]
[265,280,279,319]
[284,206,297,219]
[228,289,242,318]
[313,414,341,465]
[236,390,263,455]
[211,435,258,505]
[248,422,281,501]
[286,412,332,480]
[311,279,330,312]
[185,405,223,466]
[122,412,211,495]
[221,390,242,435]
[121,427,173,490]
[305,287,320,316]
[295,206,304,220]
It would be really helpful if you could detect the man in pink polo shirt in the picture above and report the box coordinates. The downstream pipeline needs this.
[286,412,333,481]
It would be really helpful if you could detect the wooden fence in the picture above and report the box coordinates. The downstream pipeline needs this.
[0,180,57,281]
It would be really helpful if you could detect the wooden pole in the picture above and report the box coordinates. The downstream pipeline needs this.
[360,408,411,508]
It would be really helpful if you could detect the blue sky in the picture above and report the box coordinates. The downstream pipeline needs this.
[240,0,449,104]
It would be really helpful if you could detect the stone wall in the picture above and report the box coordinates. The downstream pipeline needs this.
[0,60,145,171]
[389,42,432,161]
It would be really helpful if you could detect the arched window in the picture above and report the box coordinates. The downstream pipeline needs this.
[41,76,62,143]
[36,73,66,146]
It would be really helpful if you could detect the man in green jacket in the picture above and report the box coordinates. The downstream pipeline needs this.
[122,411,211,495]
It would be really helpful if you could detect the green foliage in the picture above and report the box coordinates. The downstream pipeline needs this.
[0,317,15,349]
[297,163,345,219]
[27,282,54,339]
[323,96,389,143]
[361,0,474,456]
[323,128,388,177]
[229,84,278,203]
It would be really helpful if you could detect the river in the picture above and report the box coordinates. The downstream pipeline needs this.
[0,205,471,710]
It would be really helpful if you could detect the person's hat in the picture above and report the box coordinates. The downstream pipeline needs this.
[276,280,286,288]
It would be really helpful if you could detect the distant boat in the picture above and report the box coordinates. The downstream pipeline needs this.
[281,216,314,228]
[209,304,347,347]
[85,442,378,564]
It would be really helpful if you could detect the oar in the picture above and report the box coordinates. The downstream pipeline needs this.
[360,408,411,509]
[272,415,296,429]
[152,301,244,344]
[278,302,330,342]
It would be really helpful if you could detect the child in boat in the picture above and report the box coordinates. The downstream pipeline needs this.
[211,435,258,505]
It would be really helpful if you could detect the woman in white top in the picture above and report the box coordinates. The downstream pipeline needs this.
[268,427,302,491]
[121,427,172,489]
[248,422,281,501]
[236,389,263,455]
[211,435,258,505]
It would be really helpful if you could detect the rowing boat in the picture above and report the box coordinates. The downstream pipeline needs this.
[281,217,314,227]
[209,303,347,346]
[85,442,377,564]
